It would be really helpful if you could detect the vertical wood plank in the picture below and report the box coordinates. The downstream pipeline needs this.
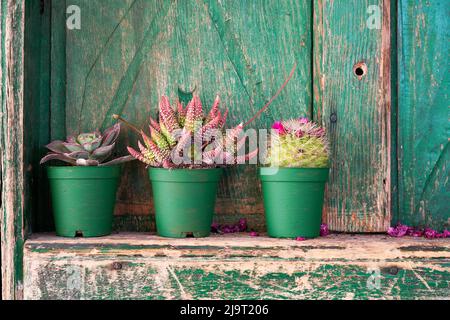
[397,0,449,230]
[26,0,52,232]
[1,0,25,299]
[50,0,66,140]
[390,0,399,232]
[313,0,391,232]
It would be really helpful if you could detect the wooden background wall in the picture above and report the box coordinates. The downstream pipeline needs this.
[36,0,313,232]
[1,0,449,300]
[21,0,449,234]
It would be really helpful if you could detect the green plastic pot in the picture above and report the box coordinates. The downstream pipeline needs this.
[148,168,223,238]
[48,166,120,237]
[259,167,329,238]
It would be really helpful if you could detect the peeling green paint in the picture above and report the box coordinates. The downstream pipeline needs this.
[23,234,450,300]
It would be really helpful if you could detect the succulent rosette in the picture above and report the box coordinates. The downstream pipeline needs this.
[40,123,134,166]
[267,117,329,168]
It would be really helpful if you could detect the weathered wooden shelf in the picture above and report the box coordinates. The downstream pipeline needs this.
[24,233,449,300]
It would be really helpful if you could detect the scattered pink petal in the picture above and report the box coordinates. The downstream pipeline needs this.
[320,224,329,237]
[211,218,248,234]
[387,224,409,237]
[424,228,438,239]
[410,230,424,237]
[296,237,306,241]
[250,231,259,237]
[238,218,247,232]
[211,222,220,233]
[387,224,447,239]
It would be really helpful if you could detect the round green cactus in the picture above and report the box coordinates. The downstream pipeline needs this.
[267,118,329,168]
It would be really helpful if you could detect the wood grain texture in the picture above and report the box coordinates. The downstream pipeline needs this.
[50,0,312,232]
[29,0,52,232]
[50,0,66,140]
[1,0,25,300]
[397,0,449,230]
[313,0,391,232]
[24,233,450,300]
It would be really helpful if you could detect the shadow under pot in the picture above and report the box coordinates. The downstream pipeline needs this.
[259,167,329,239]
[47,166,120,237]
[148,167,223,238]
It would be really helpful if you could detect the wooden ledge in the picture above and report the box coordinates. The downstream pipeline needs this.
[24,233,449,300]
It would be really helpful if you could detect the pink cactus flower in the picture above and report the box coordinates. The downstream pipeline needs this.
[295,130,305,138]
[296,237,306,241]
[299,117,309,124]
[272,121,287,135]
[250,231,259,237]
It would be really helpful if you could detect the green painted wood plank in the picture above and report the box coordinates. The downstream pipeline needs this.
[397,0,450,230]
[34,0,52,232]
[25,0,52,233]
[50,0,66,140]
[313,0,391,232]
[24,0,40,235]
[390,0,399,229]
[1,0,26,300]
[23,234,450,300]
[55,0,312,231]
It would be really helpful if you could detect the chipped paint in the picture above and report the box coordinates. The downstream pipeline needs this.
[1,0,26,300]
[23,234,450,300]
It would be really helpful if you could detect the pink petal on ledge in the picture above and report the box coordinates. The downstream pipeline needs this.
[320,224,330,237]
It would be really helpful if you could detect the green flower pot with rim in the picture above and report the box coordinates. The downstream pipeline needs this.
[148,167,223,238]
[48,166,121,237]
[259,167,329,238]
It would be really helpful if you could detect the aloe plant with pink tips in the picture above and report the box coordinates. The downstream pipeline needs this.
[113,94,259,238]
[114,94,258,168]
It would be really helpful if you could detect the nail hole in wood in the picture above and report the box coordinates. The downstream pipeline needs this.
[75,231,83,237]
[382,266,400,275]
[353,62,367,80]
[112,262,122,270]
[330,113,337,123]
